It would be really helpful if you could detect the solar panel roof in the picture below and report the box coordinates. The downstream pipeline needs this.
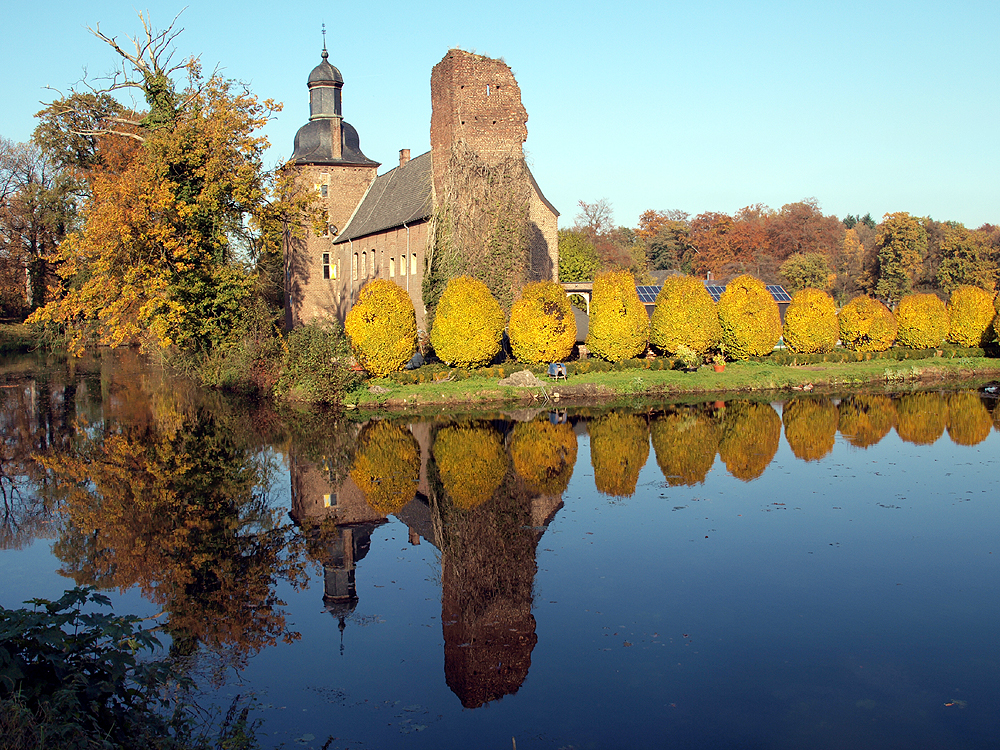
[632,281,793,305]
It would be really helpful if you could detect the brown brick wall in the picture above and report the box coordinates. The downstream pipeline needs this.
[285,164,377,328]
[430,49,528,199]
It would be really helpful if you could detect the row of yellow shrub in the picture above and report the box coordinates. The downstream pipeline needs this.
[345,272,996,375]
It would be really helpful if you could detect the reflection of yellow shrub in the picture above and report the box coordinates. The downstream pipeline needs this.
[895,393,947,445]
[589,412,650,497]
[511,418,578,496]
[717,275,782,360]
[350,421,420,514]
[649,276,721,356]
[650,409,718,486]
[947,285,995,347]
[838,395,897,448]
[782,288,838,354]
[587,270,649,362]
[946,392,991,446]
[782,398,838,461]
[718,401,780,481]
[434,424,507,509]
[508,281,577,364]
[345,279,417,377]
[431,276,506,367]
[895,293,949,349]
[839,296,897,352]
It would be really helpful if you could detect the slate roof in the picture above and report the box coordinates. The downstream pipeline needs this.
[334,150,434,243]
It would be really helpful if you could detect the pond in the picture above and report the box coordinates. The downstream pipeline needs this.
[2,350,1000,749]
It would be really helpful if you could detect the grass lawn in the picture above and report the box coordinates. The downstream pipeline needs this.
[344,356,1000,414]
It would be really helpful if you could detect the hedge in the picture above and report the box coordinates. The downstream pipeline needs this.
[895,293,949,349]
[587,270,649,362]
[947,285,995,347]
[433,423,507,509]
[508,280,576,364]
[344,279,417,377]
[782,288,838,354]
[716,275,782,360]
[649,275,721,356]
[349,420,420,513]
[839,296,897,352]
[430,276,506,368]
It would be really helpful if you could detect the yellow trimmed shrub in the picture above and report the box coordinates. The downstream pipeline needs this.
[649,275,721,356]
[782,288,838,354]
[895,293,949,349]
[895,393,947,445]
[716,275,782,360]
[946,392,992,446]
[511,417,578,496]
[839,296,897,352]
[433,423,507,509]
[508,281,577,364]
[344,279,417,377]
[947,285,995,346]
[587,270,649,362]
[650,408,718,486]
[718,401,780,481]
[589,411,650,497]
[838,395,896,448]
[430,276,506,367]
[782,397,838,461]
[349,420,420,514]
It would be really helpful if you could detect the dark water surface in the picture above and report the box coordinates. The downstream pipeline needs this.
[2,350,1000,749]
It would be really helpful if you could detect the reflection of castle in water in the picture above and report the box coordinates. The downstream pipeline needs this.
[288,417,567,707]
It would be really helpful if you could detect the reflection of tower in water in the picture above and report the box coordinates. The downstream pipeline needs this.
[320,523,377,654]
[431,418,565,708]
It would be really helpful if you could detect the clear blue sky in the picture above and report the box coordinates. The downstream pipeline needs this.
[3,0,997,229]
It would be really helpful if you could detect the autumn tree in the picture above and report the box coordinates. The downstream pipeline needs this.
[936,223,995,293]
[779,252,830,293]
[872,212,927,305]
[765,199,843,261]
[28,13,294,355]
[637,209,694,271]
[0,138,74,315]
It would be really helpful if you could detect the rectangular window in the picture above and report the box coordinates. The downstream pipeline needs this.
[322,252,331,280]
[352,254,358,280]
[389,258,395,278]
[400,255,407,276]
[332,261,338,280]
[320,184,328,197]
[410,253,417,275]
[362,252,367,277]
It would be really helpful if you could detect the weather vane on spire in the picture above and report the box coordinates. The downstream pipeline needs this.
[321,22,327,54]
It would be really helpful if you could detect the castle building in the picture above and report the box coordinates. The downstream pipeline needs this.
[283,47,559,331]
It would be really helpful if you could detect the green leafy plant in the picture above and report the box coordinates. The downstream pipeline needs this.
[274,320,360,404]
[0,587,259,749]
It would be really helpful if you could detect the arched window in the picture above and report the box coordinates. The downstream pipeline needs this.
[389,258,396,278]
[352,254,358,280]
[362,252,368,277]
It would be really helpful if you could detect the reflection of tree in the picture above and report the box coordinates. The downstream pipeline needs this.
[47,383,303,665]
[838,395,897,448]
[433,424,507,509]
[946,392,992,446]
[650,407,718,486]
[589,412,650,497]
[510,417,578,496]
[349,420,420,513]
[431,458,539,709]
[782,397,838,461]
[718,401,780,481]
[895,393,947,445]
